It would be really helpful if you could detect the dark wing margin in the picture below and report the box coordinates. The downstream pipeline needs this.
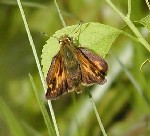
[76,47,108,85]
[46,53,68,100]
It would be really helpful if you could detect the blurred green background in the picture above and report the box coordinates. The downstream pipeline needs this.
[0,0,150,136]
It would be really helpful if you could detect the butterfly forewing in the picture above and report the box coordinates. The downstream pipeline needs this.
[46,53,68,99]
[76,47,108,85]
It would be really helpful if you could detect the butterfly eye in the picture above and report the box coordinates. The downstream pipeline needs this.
[59,40,62,44]
[67,37,72,42]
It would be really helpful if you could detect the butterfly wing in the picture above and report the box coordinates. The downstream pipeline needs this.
[46,52,68,100]
[46,46,108,99]
[76,47,108,85]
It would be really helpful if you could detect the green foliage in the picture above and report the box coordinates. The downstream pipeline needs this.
[0,0,150,136]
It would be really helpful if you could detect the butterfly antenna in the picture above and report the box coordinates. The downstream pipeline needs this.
[69,21,83,36]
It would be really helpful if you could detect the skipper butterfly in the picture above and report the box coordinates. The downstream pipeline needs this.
[46,34,108,100]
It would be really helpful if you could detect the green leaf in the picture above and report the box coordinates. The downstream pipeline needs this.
[41,22,121,77]
[140,15,150,32]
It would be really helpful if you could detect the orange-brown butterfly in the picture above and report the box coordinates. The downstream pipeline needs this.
[46,34,108,100]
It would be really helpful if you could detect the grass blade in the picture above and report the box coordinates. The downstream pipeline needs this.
[29,74,56,136]
[0,97,26,136]
[16,0,60,135]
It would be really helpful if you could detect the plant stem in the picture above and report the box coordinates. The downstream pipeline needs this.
[122,31,139,42]
[54,0,66,27]
[89,92,107,136]
[127,0,131,19]
[105,0,150,52]
[17,0,60,136]
[29,74,56,136]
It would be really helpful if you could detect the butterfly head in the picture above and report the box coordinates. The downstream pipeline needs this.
[59,34,73,46]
